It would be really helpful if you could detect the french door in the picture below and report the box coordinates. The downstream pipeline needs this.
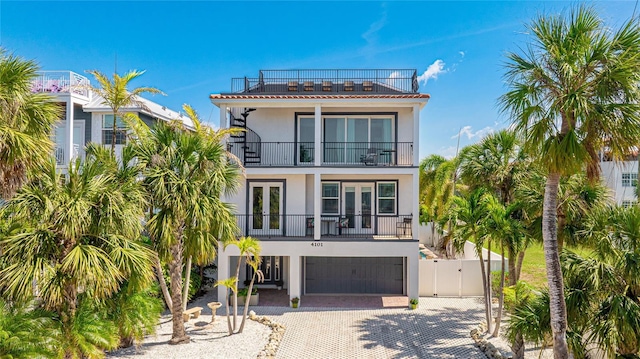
[341,183,374,234]
[249,182,283,236]
[323,117,393,164]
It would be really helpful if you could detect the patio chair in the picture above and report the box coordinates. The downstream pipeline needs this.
[396,217,412,237]
[360,148,378,166]
[336,217,349,235]
[306,217,314,236]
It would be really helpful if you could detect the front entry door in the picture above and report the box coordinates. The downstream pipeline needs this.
[247,256,283,285]
[342,183,374,234]
[249,182,284,236]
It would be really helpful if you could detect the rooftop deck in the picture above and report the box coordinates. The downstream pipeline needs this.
[32,71,91,99]
[227,69,419,95]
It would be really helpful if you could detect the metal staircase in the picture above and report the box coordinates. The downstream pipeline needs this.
[229,108,261,165]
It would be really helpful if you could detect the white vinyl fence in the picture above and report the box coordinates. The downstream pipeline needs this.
[419,223,507,297]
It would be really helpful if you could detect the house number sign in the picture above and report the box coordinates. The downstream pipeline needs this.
[311,242,323,247]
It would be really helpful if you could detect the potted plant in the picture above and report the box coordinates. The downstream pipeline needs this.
[409,298,419,310]
[237,287,259,306]
[275,279,284,290]
[290,297,299,308]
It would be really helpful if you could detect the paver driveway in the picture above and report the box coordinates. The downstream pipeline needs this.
[257,297,487,359]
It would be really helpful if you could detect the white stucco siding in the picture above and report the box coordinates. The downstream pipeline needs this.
[223,239,416,258]
[600,160,638,204]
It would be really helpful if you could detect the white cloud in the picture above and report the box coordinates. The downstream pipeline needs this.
[459,51,465,58]
[437,145,459,159]
[451,125,495,140]
[417,60,446,85]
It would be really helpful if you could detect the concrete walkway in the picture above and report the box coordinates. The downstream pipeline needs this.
[257,297,487,359]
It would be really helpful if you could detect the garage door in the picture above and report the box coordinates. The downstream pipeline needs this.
[305,257,404,294]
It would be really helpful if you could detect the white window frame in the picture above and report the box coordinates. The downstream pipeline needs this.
[321,182,340,214]
[377,181,397,215]
[622,173,638,187]
[102,114,127,145]
[622,200,636,208]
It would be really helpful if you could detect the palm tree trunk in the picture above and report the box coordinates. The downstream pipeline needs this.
[515,250,526,283]
[512,331,525,359]
[238,273,255,333]
[233,256,242,331]
[111,112,117,154]
[508,247,517,286]
[154,255,172,312]
[168,239,189,345]
[487,239,493,333]
[224,287,232,335]
[542,172,571,359]
[492,242,506,337]
[477,249,492,334]
[182,256,192,311]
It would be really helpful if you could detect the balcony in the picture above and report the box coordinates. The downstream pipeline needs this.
[227,142,413,167]
[53,144,80,166]
[228,69,419,94]
[236,214,414,240]
[32,71,91,99]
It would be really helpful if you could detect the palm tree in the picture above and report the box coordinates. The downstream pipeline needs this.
[0,153,155,357]
[86,69,163,154]
[459,130,529,285]
[215,277,236,336]
[0,49,61,199]
[447,188,493,333]
[225,236,262,332]
[129,105,241,344]
[501,6,640,357]
[0,299,58,359]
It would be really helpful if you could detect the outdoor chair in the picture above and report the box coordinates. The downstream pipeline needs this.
[396,217,412,237]
[336,217,349,235]
[360,148,378,166]
[306,217,314,236]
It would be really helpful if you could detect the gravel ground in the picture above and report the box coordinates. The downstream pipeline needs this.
[108,292,271,359]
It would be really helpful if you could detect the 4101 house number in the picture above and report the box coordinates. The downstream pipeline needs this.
[311,242,323,247]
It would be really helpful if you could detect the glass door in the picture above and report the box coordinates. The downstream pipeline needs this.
[249,182,283,236]
[342,183,374,234]
[298,117,315,164]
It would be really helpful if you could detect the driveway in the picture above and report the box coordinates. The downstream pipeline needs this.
[257,297,487,359]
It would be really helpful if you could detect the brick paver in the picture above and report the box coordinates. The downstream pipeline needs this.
[257,297,486,359]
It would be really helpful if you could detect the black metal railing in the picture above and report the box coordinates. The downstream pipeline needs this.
[235,214,413,239]
[228,141,413,167]
[229,69,419,94]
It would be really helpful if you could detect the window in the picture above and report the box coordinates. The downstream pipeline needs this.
[378,182,396,214]
[622,200,636,208]
[321,116,393,164]
[322,183,339,214]
[622,173,638,187]
[102,114,127,145]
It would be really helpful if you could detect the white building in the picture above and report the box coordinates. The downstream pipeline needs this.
[600,157,638,207]
[211,69,429,305]
[32,71,191,168]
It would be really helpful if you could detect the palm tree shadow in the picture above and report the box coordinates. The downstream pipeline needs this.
[355,306,484,358]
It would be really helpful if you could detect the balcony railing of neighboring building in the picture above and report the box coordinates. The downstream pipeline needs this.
[53,144,80,166]
[227,141,413,167]
[235,214,414,240]
[32,71,91,98]
[229,69,419,94]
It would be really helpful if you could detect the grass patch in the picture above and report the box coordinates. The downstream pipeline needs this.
[519,243,593,289]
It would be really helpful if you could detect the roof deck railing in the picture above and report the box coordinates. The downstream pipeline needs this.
[229,69,419,94]
[32,71,91,98]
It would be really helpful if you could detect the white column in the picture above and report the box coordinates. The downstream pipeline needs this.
[65,100,74,167]
[413,104,420,166]
[314,173,321,240]
[314,105,321,166]
[412,172,419,239]
[407,255,419,302]
[219,104,227,129]
[289,255,301,305]
[217,248,230,303]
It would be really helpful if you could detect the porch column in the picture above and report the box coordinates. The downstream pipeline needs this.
[412,172,419,239]
[314,104,321,166]
[314,173,321,240]
[407,255,419,303]
[65,100,74,167]
[413,104,420,166]
[289,255,302,305]
[217,248,230,303]
[219,104,228,129]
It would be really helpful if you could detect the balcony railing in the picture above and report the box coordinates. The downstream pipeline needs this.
[32,71,91,98]
[53,144,80,166]
[236,214,413,239]
[229,69,419,94]
[227,141,413,167]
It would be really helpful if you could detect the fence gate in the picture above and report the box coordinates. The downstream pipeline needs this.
[419,259,488,297]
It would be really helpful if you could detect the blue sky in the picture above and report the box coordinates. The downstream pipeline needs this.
[1,1,635,158]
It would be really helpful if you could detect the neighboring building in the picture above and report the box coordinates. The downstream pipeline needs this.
[32,71,191,168]
[600,152,638,206]
[211,69,429,304]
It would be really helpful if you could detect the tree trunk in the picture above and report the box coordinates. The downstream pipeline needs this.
[431,221,436,247]
[512,331,525,359]
[182,256,192,311]
[543,172,571,359]
[515,250,526,283]
[238,273,255,333]
[224,287,232,335]
[487,238,493,333]
[168,239,189,345]
[508,246,517,286]
[111,111,117,154]
[154,255,172,312]
[477,248,492,334]
[233,256,242,331]
[492,242,506,337]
